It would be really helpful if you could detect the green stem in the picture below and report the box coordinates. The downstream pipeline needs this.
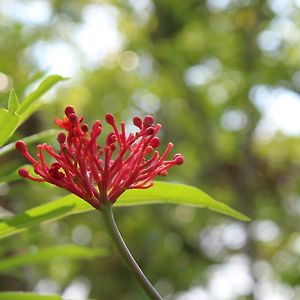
[100,203,163,300]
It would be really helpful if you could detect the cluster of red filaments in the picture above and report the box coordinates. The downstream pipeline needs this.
[16,106,184,209]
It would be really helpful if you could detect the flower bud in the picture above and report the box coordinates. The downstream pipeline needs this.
[65,106,75,116]
[145,127,155,136]
[105,113,115,126]
[133,116,142,129]
[81,124,89,132]
[158,170,168,176]
[18,168,29,177]
[150,137,160,148]
[143,115,154,128]
[145,146,153,154]
[68,113,78,124]
[57,132,66,144]
[173,154,184,165]
[15,141,27,154]
[92,121,102,137]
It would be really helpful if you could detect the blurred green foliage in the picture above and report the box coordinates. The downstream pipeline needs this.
[1,0,300,299]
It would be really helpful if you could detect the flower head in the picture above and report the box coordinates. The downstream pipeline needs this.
[16,106,184,209]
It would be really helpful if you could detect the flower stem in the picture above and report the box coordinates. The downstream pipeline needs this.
[100,203,163,300]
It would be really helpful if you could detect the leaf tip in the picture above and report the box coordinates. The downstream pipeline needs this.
[8,89,20,113]
[51,74,70,81]
[241,215,252,222]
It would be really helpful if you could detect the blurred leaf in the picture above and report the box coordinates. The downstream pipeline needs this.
[0,166,22,183]
[0,182,249,240]
[0,90,20,147]
[0,245,107,272]
[0,207,14,220]
[0,160,20,182]
[0,197,90,240]
[0,129,59,157]
[0,165,34,184]
[0,293,62,300]
[18,75,67,122]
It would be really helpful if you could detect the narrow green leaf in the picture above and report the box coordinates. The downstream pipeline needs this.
[0,292,62,300]
[0,245,107,272]
[0,129,59,157]
[18,75,67,122]
[0,182,250,240]
[0,198,88,240]
[0,91,20,147]
[8,89,20,112]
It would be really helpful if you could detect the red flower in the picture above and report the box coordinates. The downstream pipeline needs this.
[16,106,184,209]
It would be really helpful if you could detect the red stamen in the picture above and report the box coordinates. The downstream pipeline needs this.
[173,154,184,165]
[143,115,154,128]
[57,132,66,144]
[15,141,27,154]
[65,106,75,116]
[68,113,78,125]
[105,113,115,126]
[133,116,142,129]
[18,168,29,178]
[150,137,160,148]
[145,127,155,136]
[81,124,89,132]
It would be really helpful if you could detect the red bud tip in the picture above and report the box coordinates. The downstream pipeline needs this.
[15,141,27,154]
[133,116,142,128]
[93,120,102,128]
[65,106,75,116]
[105,113,115,126]
[81,124,89,132]
[174,154,184,165]
[143,115,154,128]
[158,170,168,176]
[57,132,66,144]
[145,127,155,136]
[92,121,102,136]
[150,137,160,148]
[68,113,78,124]
[18,168,29,177]
[145,146,153,154]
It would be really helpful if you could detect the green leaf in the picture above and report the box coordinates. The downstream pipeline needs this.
[18,75,67,122]
[0,245,107,272]
[0,129,59,157]
[0,90,20,147]
[0,292,62,300]
[0,160,20,183]
[118,182,251,221]
[8,89,20,112]
[0,165,35,184]
[0,166,23,183]
[0,182,250,240]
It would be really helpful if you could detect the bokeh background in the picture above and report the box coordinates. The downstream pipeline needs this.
[1,0,300,299]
